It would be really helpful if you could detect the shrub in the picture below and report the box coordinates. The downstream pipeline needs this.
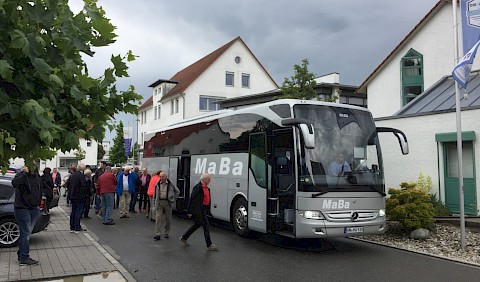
[430,194,451,217]
[386,181,435,231]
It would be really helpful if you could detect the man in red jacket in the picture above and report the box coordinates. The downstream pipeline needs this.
[97,166,118,225]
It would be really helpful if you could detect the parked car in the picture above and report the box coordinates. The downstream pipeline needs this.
[0,175,50,247]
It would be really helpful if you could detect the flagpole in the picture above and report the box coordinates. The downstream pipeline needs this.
[452,0,466,251]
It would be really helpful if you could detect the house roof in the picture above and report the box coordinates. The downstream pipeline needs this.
[356,0,447,94]
[379,71,480,119]
[139,36,278,110]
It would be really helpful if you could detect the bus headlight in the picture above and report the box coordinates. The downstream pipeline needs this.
[298,210,325,220]
[378,209,386,217]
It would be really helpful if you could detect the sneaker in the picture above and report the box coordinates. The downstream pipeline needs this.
[154,235,161,241]
[104,221,115,225]
[19,258,39,266]
[74,230,80,234]
[179,237,190,246]
[207,244,219,251]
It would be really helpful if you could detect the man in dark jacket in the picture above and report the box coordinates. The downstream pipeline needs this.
[179,173,218,251]
[68,163,87,233]
[41,167,54,208]
[12,165,43,265]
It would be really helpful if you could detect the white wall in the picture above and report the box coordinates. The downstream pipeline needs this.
[376,110,480,211]
[368,5,457,118]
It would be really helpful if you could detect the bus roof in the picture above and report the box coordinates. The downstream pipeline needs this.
[145,99,370,136]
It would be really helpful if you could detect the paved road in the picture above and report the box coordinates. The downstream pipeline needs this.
[81,207,480,282]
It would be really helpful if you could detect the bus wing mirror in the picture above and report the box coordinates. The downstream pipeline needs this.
[282,118,315,149]
[376,127,409,155]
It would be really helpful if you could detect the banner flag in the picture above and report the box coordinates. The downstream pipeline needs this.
[124,138,132,157]
[452,39,480,89]
[461,0,480,55]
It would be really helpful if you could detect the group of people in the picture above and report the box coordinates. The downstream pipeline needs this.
[67,163,219,251]
[11,162,220,267]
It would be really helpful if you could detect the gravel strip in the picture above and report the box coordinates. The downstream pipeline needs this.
[355,222,480,266]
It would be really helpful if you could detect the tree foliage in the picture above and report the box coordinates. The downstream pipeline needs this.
[97,142,105,160]
[109,121,126,165]
[0,0,143,170]
[280,58,317,100]
[74,146,85,161]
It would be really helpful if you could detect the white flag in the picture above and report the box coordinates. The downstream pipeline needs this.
[452,39,480,89]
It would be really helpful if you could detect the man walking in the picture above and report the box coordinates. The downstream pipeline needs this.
[12,165,43,265]
[116,166,138,218]
[97,166,117,225]
[179,173,218,251]
[68,163,87,233]
[153,172,179,240]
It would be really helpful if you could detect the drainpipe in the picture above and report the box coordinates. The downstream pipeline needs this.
[180,93,186,120]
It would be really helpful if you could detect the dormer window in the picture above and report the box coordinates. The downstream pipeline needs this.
[401,49,424,106]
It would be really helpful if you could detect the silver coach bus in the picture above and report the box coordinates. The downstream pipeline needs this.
[142,99,408,238]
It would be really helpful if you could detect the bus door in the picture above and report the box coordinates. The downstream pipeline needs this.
[248,132,268,233]
[269,129,296,234]
[177,155,191,210]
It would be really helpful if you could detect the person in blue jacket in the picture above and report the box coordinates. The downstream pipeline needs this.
[116,166,139,218]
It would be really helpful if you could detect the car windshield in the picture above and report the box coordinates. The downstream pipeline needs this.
[293,104,384,194]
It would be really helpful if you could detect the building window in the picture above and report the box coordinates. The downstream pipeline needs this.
[86,141,91,147]
[171,100,174,115]
[154,106,157,120]
[401,49,424,106]
[199,96,224,111]
[175,98,179,113]
[157,105,161,119]
[226,72,234,86]
[59,158,77,168]
[242,73,250,88]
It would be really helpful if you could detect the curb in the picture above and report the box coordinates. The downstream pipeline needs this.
[57,206,137,282]
[351,237,480,268]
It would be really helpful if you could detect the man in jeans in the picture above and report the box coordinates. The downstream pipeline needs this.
[97,166,117,225]
[12,165,43,265]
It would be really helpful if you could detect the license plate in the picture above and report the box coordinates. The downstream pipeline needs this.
[344,226,364,234]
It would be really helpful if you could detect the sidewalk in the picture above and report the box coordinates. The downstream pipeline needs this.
[0,202,135,282]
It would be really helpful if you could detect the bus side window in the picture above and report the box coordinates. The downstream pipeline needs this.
[275,156,290,174]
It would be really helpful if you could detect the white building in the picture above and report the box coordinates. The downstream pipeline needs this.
[137,36,278,159]
[10,138,98,173]
[357,0,480,215]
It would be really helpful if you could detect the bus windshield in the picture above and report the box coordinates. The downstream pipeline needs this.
[293,104,384,194]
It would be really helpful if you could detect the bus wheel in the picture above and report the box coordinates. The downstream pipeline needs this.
[232,198,250,237]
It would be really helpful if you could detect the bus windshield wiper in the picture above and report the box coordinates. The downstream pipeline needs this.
[311,191,328,198]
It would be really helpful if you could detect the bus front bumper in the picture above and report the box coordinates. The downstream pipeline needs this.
[295,214,386,238]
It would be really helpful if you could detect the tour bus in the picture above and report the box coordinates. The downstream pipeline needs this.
[141,99,408,238]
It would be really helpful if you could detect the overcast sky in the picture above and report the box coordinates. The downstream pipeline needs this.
[73,0,442,141]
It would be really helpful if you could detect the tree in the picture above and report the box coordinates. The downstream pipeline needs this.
[280,59,317,100]
[109,121,126,165]
[0,0,143,170]
[74,146,86,161]
[97,142,105,160]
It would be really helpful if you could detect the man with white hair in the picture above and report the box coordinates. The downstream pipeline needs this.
[115,166,139,218]
[179,173,218,251]
[68,163,87,233]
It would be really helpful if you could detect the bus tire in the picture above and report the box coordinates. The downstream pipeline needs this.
[232,198,250,237]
